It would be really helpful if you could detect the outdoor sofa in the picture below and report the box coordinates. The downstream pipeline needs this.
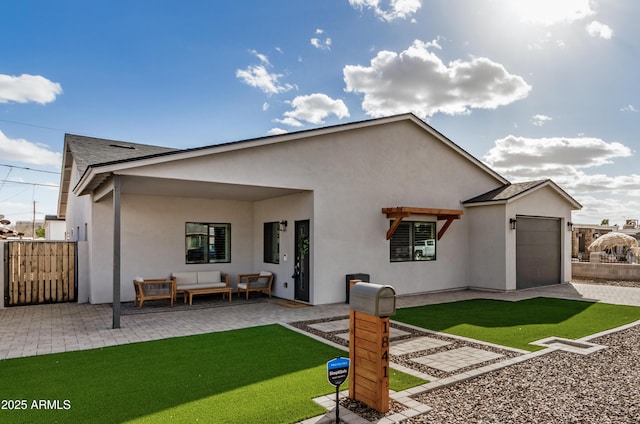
[171,270,230,303]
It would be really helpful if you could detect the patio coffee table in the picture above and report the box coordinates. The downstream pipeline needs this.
[183,287,232,305]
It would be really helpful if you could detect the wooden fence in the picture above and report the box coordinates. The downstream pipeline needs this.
[5,241,76,306]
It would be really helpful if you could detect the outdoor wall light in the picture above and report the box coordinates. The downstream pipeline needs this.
[509,218,517,230]
[279,220,288,232]
[567,221,574,232]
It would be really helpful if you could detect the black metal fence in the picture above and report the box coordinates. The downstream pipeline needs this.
[574,251,639,264]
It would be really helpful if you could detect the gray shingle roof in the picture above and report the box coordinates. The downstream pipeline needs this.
[65,133,177,176]
[463,180,548,204]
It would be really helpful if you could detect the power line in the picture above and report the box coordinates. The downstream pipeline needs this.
[0,179,59,188]
[0,118,68,133]
[0,163,60,175]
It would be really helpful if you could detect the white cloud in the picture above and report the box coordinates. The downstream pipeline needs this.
[484,135,632,174]
[267,127,288,135]
[249,49,271,66]
[236,50,295,95]
[532,114,552,126]
[0,130,62,166]
[621,104,639,113]
[277,93,350,127]
[311,37,332,50]
[483,134,640,224]
[0,74,63,104]
[275,116,305,128]
[343,39,531,118]
[586,21,614,39]
[483,135,640,197]
[236,65,294,95]
[311,29,332,50]
[349,0,422,22]
[572,195,639,225]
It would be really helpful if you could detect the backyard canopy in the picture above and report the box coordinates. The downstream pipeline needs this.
[588,232,639,251]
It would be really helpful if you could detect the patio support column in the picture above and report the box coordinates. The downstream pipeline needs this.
[112,175,121,329]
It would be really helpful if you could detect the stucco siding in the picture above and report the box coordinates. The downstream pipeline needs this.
[251,191,313,301]
[103,120,506,304]
[88,193,255,304]
[466,204,508,291]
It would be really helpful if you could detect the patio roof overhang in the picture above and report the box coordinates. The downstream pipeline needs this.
[382,207,463,240]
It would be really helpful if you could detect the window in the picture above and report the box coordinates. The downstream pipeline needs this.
[390,221,436,262]
[185,222,231,264]
[263,222,279,264]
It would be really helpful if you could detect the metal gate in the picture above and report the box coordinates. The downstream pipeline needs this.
[4,241,77,306]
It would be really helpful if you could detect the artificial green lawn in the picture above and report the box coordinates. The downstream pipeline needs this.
[393,297,640,351]
[0,324,424,424]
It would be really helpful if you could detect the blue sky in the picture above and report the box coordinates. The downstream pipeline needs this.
[1,0,638,227]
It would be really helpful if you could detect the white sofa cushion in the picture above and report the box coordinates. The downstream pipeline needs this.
[175,283,200,290]
[172,272,197,287]
[177,282,226,290]
[197,271,221,284]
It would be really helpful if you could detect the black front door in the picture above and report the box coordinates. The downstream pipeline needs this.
[294,220,310,302]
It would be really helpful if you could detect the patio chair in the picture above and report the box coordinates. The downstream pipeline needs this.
[133,278,175,309]
[237,271,274,300]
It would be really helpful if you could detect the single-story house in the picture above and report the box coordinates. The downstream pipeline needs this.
[57,113,581,305]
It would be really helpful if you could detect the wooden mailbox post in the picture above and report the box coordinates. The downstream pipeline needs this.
[348,281,396,413]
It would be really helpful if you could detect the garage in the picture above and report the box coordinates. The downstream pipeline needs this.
[516,216,561,289]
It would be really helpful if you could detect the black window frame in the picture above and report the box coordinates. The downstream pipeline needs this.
[389,220,437,262]
[185,222,231,264]
[263,222,280,264]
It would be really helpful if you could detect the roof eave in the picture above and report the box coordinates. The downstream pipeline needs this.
[464,180,582,210]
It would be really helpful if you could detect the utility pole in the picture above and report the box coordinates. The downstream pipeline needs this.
[33,201,36,239]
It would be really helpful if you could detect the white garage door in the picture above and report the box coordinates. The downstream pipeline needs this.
[516,216,561,289]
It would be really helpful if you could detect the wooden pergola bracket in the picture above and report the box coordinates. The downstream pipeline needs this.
[385,211,411,240]
[382,207,463,240]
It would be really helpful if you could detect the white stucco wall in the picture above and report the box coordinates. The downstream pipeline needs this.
[116,120,502,304]
[466,204,508,291]
[88,192,256,304]
[44,221,67,240]
[252,192,313,300]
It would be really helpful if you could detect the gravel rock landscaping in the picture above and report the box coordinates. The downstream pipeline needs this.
[406,323,640,423]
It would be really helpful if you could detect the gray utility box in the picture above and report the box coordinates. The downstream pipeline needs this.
[349,282,396,317]
[346,273,370,304]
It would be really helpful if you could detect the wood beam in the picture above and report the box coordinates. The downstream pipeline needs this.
[385,211,411,240]
[383,206,464,240]
[382,207,463,219]
[437,218,455,240]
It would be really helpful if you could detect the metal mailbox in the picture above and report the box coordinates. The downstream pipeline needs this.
[349,282,396,317]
